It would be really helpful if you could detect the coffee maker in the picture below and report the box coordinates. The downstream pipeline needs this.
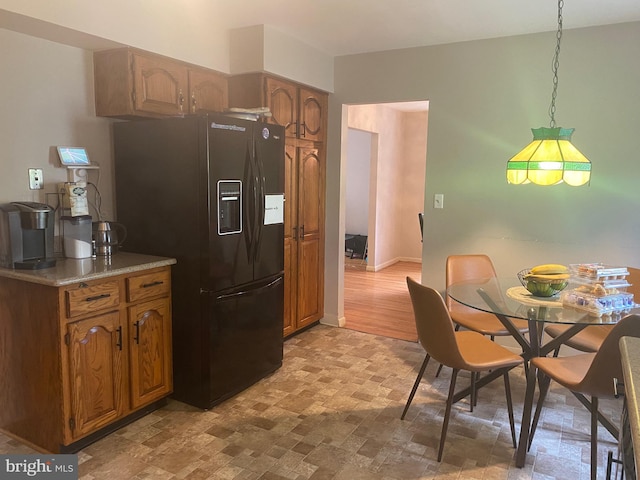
[0,202,56,269]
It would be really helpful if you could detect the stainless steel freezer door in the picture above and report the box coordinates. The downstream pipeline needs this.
[204,274,284,408]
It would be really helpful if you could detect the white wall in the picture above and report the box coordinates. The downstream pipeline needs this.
[0,28,114,236]
[229,24,334,92]
[0,4,334,92]
[324,21,640,324]
[345,128,370,236]
[398,111,428,261]
[0,0,230,71]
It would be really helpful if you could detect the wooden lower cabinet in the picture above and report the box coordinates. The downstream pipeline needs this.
[128,297,172,409]
[66,311,126,439]
[0,264,172,453]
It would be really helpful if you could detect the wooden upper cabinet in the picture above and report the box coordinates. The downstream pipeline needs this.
[132,54,188,116]
[265,77,298,138]
[94,48,228,119]
[229,73,327,143]
[299,87,327,142]
[188,68,229,115]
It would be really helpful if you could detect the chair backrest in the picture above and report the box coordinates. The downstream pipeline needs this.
[445,254,497,310]
[579,314,640,397]
[406,276,467,369]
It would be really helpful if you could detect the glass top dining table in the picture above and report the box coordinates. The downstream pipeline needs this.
[447,276,628,326]
[447,276,638,468]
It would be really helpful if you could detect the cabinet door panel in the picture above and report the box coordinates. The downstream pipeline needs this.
[67,312,126,439]
[129,297,172,409]
[299,148,322,237]
[265,77,298,138]
[299,87,326,142]
[133,54,188,116]
[296,147,324,326]
[297,237,322,326]
[189,68,228,114]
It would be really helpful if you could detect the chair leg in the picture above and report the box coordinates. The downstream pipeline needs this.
[529,372,552,450]
[503,371,517,448]
[470,372,476,412]
[401,354,430,420]
[591,396,599,480]
[438,369,459,462]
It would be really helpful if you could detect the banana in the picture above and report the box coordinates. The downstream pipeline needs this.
[530,264,569,275]
[525,273,570,281]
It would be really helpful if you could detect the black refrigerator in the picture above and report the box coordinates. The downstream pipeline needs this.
[113,114,285,409]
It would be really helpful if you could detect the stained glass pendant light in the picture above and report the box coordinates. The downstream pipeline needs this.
[506,0,591,186]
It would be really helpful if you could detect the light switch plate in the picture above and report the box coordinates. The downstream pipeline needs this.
[28,168,44,190]
[434,193,444,209]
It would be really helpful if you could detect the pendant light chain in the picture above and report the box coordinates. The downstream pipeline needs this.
[549,0,563,128]
[507,0,591,186]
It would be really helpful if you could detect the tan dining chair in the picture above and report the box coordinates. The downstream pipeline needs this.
[543,266,640,355]
[446,254,529,339]
[401,277,524,461]
[530,313,640,480]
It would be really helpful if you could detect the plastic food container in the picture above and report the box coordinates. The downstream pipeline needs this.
[570,263,629,281]
[561,288,635,317]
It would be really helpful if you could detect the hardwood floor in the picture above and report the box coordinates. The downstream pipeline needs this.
[344,261,420,342]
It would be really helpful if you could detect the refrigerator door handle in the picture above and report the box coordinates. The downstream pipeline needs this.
[252,143,266,262]
[202,275,283,300]
[243,144,255,259]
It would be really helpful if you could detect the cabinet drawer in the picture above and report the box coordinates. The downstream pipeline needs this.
[66,281,120,318]
[127,269,171,303]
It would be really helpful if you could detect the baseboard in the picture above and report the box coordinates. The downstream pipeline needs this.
[368,257,421,272]
[320,313,344,327]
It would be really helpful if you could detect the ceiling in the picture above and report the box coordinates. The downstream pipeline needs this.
[214,0,640,56]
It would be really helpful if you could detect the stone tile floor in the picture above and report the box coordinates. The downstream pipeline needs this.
[0,325,624,479]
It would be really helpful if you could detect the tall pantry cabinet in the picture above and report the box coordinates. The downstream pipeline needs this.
[229,74,328,337]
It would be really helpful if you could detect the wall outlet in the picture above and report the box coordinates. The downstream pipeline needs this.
[28,168,43,190]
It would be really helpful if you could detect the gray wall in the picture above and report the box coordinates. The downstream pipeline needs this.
[0,28,114,231]
[324,21,640,321]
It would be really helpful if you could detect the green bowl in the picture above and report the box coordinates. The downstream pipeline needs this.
[517,269,569,297]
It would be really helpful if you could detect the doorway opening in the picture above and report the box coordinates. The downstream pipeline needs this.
[341,101,429,340]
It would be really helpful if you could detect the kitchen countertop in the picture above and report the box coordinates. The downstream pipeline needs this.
[620,336,640,476]
[0,252,176,286]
